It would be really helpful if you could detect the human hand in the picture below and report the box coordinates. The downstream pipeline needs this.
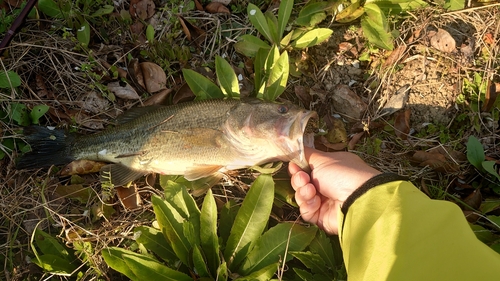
[289,147,381,234]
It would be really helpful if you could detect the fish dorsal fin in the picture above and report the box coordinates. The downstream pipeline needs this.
[100,164,146,186]
[184,165,223,181]
[114,106,161,125]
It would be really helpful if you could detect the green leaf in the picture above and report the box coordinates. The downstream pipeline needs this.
[91,4,114,17]
[30,104,49,124]
[76,20,91,47]
[309,230,337,271]
[265,11,279,45]
[365,0,427,14]
[215,56,240,98]
[278,0,293,40]
[217,262,228,281]
[360,4,394,50]
[292,28,333,49]
[467,136,485,170]
[443,0,465,10]
[146,24,155,42]
[34,228,70,258]
[38,0,65,18]
[335,1,364,23]
[290,251,329,276]
[224,174,275,271]
[31,254,76,276]
[9,103,30,126]
[254,48,269,95]
[264,51,289,101]
[0,70,21,88]
[124,252,192,281]
[238,223,317,274]
[264,45,280,74]
[151,195,191,266]
[200,189,220,274]
[182,69,224,100]
[234,263,278,281]
[234,35,271,58]
[488,215,500,230]
[293,268,314,280]
[248,3,273,43]
[102,247,157,280]
[295,1,332,26]
[219,199,239,245]
[482,161,500,181]
[192,244,211,278]
[134,226,177,263]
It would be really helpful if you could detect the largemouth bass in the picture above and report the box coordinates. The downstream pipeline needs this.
[17,98,316,186]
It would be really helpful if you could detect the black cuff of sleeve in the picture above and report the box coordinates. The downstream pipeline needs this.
[340,173,408,215]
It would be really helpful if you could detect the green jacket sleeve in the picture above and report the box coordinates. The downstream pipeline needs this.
[338,180,500,281]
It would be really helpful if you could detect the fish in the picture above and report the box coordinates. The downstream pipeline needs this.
[17,98,317,186]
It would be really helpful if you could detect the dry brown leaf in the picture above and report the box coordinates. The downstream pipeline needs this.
[130,21,146,43]
[394,109,410,140]
[78,91,111,114]
[482,80,499,112]
[130,0,155,20]
[325,117,348,144]
[383,44,407,68]
[411,150,459,173]
[318,135,346,151]
[331,85,367,120]
[206,2,230,14]
[348,131,365,150]
[107,81,141,100]
[483,33,494,45]
[35,74,50,98]
[194,0,204,10]
[173,83,196,104]
[178,15,206,46]
[463,189,482,211]
[140,62,167,93]
[60,160,107,176]
[116,184,142,210]
[128,58,146,91]
[70,110,105,130]
[463,210,480,223]
[430,28,456,53]
[144,88,173,106]
[294,85,311,108]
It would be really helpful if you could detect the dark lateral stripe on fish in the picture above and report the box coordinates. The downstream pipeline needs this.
[17,126,75,169]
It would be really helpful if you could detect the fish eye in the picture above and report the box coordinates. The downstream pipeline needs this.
[277,105,288,114]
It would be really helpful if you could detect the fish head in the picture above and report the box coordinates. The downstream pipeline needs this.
[224,99,317,171]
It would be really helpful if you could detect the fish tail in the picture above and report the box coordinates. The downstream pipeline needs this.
[17,126,75,169]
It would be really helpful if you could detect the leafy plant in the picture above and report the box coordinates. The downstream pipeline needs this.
[467,136,500,183]
[102,175,336,280]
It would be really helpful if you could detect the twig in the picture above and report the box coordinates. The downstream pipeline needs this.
[0,0,38,55]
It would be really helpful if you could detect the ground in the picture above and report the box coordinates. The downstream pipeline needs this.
[0,1,499,280]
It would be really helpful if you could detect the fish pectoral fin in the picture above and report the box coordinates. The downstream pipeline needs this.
[184,165,224,181]
[100,164,146,186]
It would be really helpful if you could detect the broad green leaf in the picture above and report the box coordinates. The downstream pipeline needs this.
[280,30,293,48]
[360,6,394,50]
[444,0,465,10]
[254,48,269,94]
[34,228,70,258]
[102,247,159,280]
[224,174,275,271]
[215,56,240,98]
[467,136,485,170]
[219,199,239,245]
[38,0,65,18]
[30,104,49,124]
[146,24,155,42]
[234,263,278,281]
[292,28,333,49]
[264,45,280,74]
[234,35,271,58]
[0,70,21,88]
[278,0,293,40]
[488,215,500,229]
[76,20,91,47]
[162,180,201,221]
[151,195,191,266]
[295,1,332,26]
[309,230,337,270]
[238,223,317,274]
[182,69,224,100]
[134,226,177,263]
[335,1,364,23]
[91,4,114,17]
[248,3,273,43]
[482,161,500,181]
[124,253,192,281]
[201,189,220,274]
[217,262,228,281]
[470,224,496,244]
[192,245,211,278]
[293,267,315,280]
[365,0,427,14]
[265,11,279,44]
[31,254,76,275]
[9,103,30,126]
[481,199,500,214]
[264,51,289,101]
[290,251,329,276]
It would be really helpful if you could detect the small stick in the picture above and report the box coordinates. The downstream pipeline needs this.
[0,0,38,55]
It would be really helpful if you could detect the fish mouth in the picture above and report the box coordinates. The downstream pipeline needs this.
[280,109,318,171]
